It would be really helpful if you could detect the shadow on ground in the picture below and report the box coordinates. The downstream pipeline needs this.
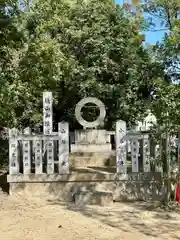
[48,199,180,239]
[0,170,9,194]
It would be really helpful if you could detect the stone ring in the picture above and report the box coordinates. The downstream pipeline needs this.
[75,97,106,128]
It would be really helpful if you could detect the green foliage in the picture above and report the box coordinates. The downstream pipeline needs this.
[143,0,180,81]
[10,0,161,129]
[143,0,180,31]
[142,0,180,131]
[152,79,180,130]
[0,0,24,127]
[0,0,164,130]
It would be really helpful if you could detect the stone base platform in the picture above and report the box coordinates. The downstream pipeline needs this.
[71,143,112,153]
[74,190,113,206]
[7,171,163,204]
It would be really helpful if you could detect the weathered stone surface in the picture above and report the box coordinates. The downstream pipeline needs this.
[69,152,116,168]
[74,190,113,206]
[75,129,110,144]
[116,120,127,173]
[58,122,69,174]
[7,172,163,203]
[71,143,111,153]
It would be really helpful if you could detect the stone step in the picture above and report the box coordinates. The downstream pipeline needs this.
[74,190,113,206]
[70,143,112,153]
[69,151,116,157]
[70,166,117,174]
[69,154,116,168]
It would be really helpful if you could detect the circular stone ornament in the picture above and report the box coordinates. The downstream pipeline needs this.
[75,97,106,128]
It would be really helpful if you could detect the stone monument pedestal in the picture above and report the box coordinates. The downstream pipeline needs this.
[71,129,111,153]
[73,98,111,153]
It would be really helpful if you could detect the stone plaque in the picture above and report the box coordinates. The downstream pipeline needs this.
[9,128,19,174]
[35,139,42,174]
[43,92,53,135]
[58,122,69,174]
[143,135,150,172]
[116,120,127,174]
[131,139,139,172]
[23,127,31,174]
[47,139,54,174]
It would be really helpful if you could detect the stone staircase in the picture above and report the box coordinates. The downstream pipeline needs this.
[8,150,163,206]
[68,151,125,206]
[69,151,116,169]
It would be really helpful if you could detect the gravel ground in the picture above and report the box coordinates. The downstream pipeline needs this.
[0,190,180,240]
[0,168,179,240]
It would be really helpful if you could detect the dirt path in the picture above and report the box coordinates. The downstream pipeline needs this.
[0,190,180,240]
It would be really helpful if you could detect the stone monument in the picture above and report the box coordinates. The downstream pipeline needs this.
[71,97,111,152]
[135,110,157,132]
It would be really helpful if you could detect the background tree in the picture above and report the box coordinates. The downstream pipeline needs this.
[143,0,180,82]
[10,0,163,130]
[0,0,24,127]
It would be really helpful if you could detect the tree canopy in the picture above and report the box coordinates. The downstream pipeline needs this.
[0,0,24,127]
[141,0,180,128]
[0,0,166,130]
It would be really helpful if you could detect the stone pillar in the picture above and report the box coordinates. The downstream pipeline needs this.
[116,120,127,173]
